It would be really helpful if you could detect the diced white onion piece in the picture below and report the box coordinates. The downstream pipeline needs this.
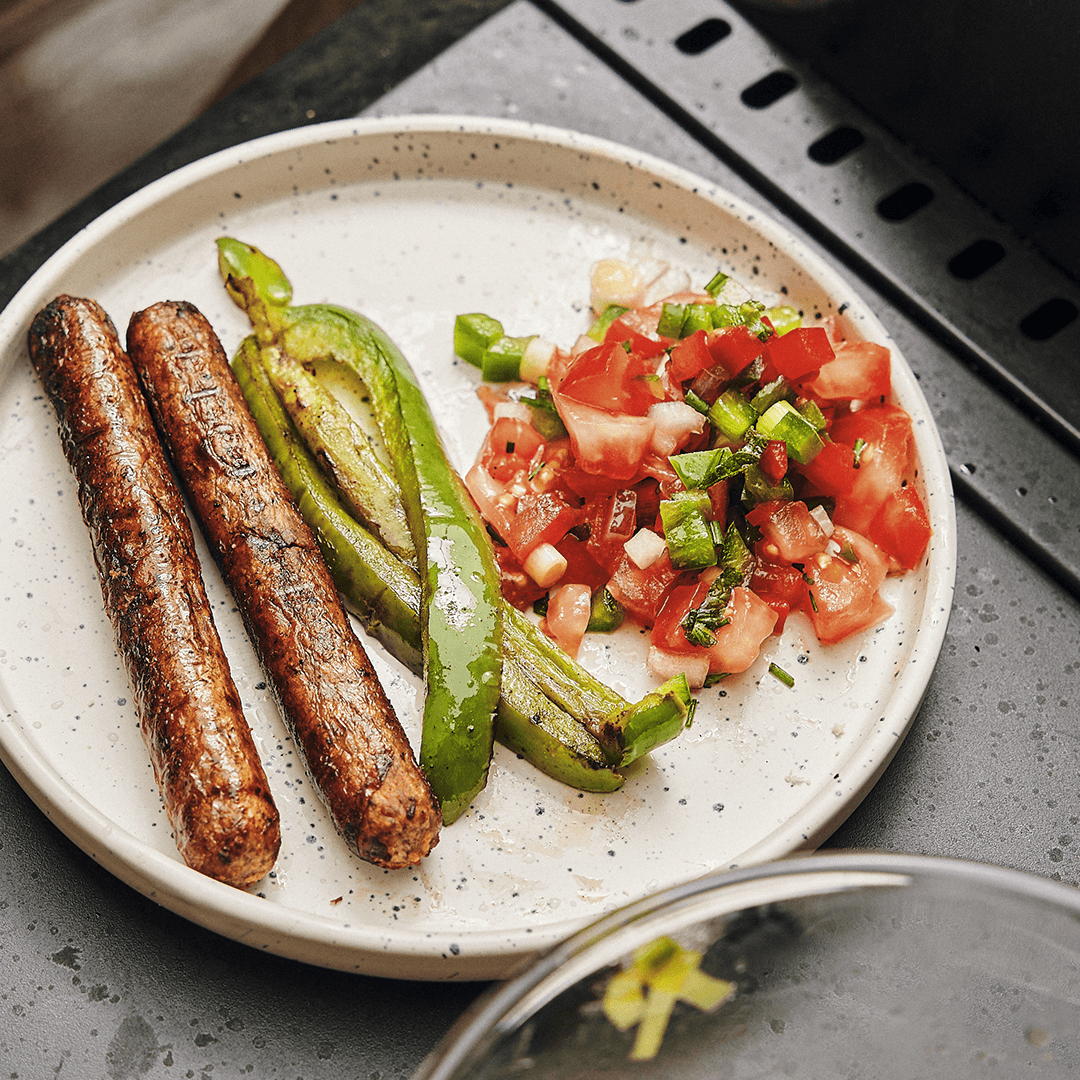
[523,542,568,589]
[809,503,835,537]
[825,538,841,558]
[492,400,534,424]
[520,337,557,384]
[647,645,710,689]
[624,528,666,569]
[647,400,706,456]
[590,258,644,313]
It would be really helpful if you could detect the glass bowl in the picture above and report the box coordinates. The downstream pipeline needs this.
[413,852,1080,1078]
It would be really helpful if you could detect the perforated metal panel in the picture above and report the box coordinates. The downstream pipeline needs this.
[540,0,1080,455]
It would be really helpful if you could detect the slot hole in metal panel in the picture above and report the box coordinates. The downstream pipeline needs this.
[877,182,934,222]
[741,71,799,109]
[807,126,864,165]
[674,18,732,55]
[948,239,1006,281]
[1019,298,1079,341]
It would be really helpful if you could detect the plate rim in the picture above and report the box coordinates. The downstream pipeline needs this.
[0,113,957,980]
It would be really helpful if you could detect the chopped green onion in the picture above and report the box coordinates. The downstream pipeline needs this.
[764,305,802,336]
[750,377,793,413]
[708,388,758,442]
[704,270,730,297]
[684,388,711,415]
[454,312,504,367]
[769,662,795,688]
[587,303,628,342]
[755,400,825,465]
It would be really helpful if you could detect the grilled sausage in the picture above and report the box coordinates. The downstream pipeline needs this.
[27,296,281,888]
[126,300,441,868]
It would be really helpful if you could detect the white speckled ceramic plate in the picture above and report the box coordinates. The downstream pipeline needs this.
[0,117,955,981]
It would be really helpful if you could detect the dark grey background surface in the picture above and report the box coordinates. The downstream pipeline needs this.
[3,1,1078,1076]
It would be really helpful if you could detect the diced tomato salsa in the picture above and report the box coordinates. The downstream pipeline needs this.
[456,264,932,689]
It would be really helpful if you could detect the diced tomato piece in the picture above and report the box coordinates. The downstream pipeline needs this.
[758,440,788,483]
[494,544,547,610]
[795,438,856,498]
[830,404,913,534]
[480,416,545,468]
[650,582,707,653]
[582,489,638,572]
[866,483,932,572]
[747,499,829,563]
[707,479,729,532]
[506,491,580,562]
[555,534,611,591]
[557,340,665,416]
[650,583,776,675]
[545,583,593,659]
[763,326,834,382]
[464,462,516,543]
[607,550,679,626]
[803,526,892,644]
[604,305,674,359]
[750,560,806,634]
[706,324,763,375]
[807,341,891,402]
[706,586,778,674]
[551,394,655,481]
[668,329,714,383]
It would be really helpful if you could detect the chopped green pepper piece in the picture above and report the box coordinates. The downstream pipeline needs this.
[453,312,504,367]
[656,302,686,338]
[216,237,292,307]
[481,334,533,382]
[740,463,794,507]
[660,492,716,570]
[588,588,626,633]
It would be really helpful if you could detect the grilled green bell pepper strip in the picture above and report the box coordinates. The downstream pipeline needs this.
[221,242,502,825]
[258,347,415,560]
[232,331,633,790]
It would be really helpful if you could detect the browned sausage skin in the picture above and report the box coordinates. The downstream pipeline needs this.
[126,300,441,868]
[27,295,281,889]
